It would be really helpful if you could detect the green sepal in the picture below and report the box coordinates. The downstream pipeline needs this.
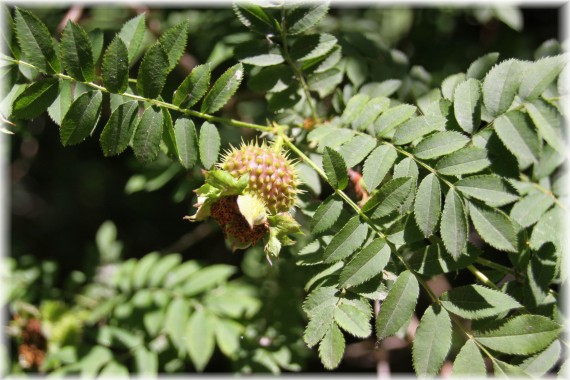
[204,169,249,196]
[237,194,267,228]
[264,213,303,260]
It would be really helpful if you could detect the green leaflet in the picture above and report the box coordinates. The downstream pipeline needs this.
[362,145,398,191]
[322,146,348,190]
[337,134,377,168]
[352,97,390,131]
[308,68,343,98]
[494,111,540,170]
[360,80,402,98]
[304,261,343,292]
[290,33,337,62]
[132,252,160,288]
[482,59,522,117]
[441,73,465,101]
[100,361,129,377]
[466,52,500,80]
[436,146,490,176]
[182,264,236,297]
[136,43,169,99]
[375,270,419,339]
[392,115,447,145]
[14,7,60,74]
[412,305,452,377]
[134,347,158,375]
[413,131,469,160]
[233,2,277,36]
[510,192,554,228]
[118,13,146,62]
[88,28,104,64]
[519,55,566,100]
[101,36,129,94]
[304,305,334,347]
[186,308,215,372]
[100,101,139,157]
[163,261,200,288]
[525,99,565,155]
[60,21,94,82]
[303,286,338,317]
[174,117,199,169]
[285,2,330,35]
[198,121,220,170]
[341,94,369,125]
[164,297,190,351]
[440,189,468,259]
[12,77,59,120]
[60,90,103,146]
[375,104,417,137]
[440,285,522,319]
[247,64,293,93]
[158,20,189,71]
[455,174,519,207]
[161,107,178,161]
[318,323,345,370]
[346,55,368,88]
[493,360,532,378]
[363,177,413,218]
[323,215,368,263]
[468,201,518,252]
[234,40,284,67]
[414,173,442,238]
[526,243,557,307]
[201,63,244,113]
[214,319,243,358]
[148,254,182,287]
[451,339,486,377]
[173,64,211,108]
[311,194,344,234]
[334,301,371,338]
[339,238,389,288]
[453,78,481,134]
[408,242,481,276]
[473,315,562,355]
[132,106,164,163]
[517,339,561,377]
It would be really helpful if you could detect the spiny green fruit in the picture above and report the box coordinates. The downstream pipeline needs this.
[219,141,299,214]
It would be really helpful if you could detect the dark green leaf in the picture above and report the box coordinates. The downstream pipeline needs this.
[322,146,348,190]
[60,21,94,81]
[291,33,337,62]
[414,173,442,237]
[525,99,565,155]
[466,52,500,80]
[100,101,139,157]
[440,285,521,319]
[413,131,470,160]
[158,20,189,71]
[494,111,540,169]
[101,36,129,94]
[11,77,59,119]
[455,175,518,207]
[247,64,293,93]
[473,315,562,355]
[132,106,164,163]
[519,55,566,100]
[510,192,554,228]
[412,305,452,377]
[376,270,419,339]
[118,13,146,62]
[451,340,486,377]
[14,7,60,73]
[436,146,490,176]
[161,108,178,160]
[323,215,368,263]
[173,64,211,108]
[363,177,413,218]
[60,91,102,146]
[526,243,557,307]
[308,68,343,98]
[201,63,244,113]
[47,80,71,125]
[453,78,481,134]
[339,238,389,288]
[337,135,376,168]
[286,2,330,35]
[362,145,398,191]
[186,308,215,372]
[136,43,169,99]
[235,40,284,66]
[392,115,447,145]
[233,2,277,35]
[441,189,468,259]
[174,117,199,169]
[409,242,481,276]
[318,323,345,370]
[312,194,343,234]
[198,121,220,169]
[482,59,522,117]
[375,104,417,137]
[469,201,518,252]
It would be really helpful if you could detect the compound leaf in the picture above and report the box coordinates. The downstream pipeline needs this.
[60,21,94,82]
[12,77,59,120]
[60,90,103,146]
[101,36,129,94]
[137,43,169,99]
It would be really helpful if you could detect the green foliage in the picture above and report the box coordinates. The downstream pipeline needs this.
[4,2,566,376]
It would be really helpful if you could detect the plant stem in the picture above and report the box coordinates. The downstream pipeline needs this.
[279,7,320,123]
[467,265,501,291]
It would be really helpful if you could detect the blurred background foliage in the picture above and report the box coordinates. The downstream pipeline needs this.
[4,3,560,375]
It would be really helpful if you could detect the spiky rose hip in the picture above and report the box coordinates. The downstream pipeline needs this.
[219,141,299,214]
